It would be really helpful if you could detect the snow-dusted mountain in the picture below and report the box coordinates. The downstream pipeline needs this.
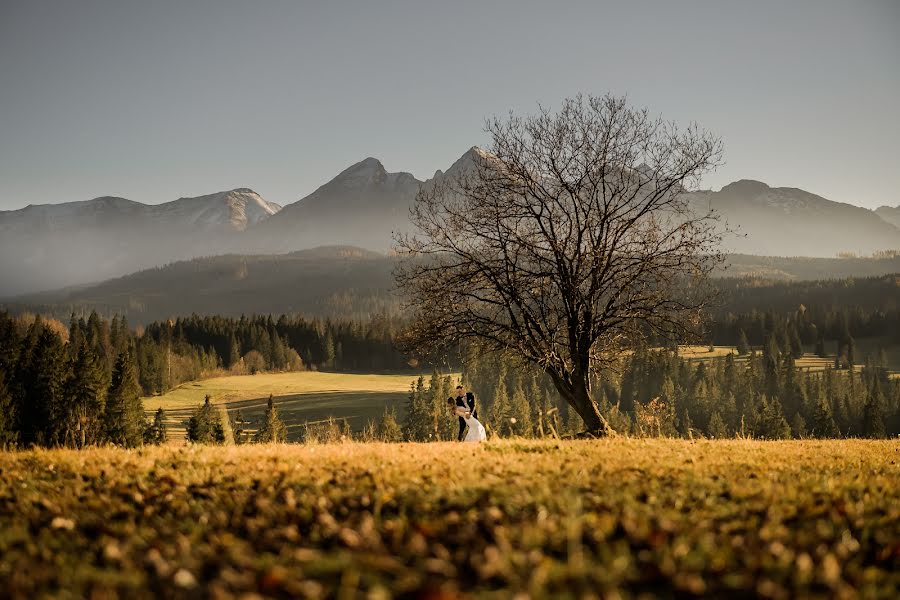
[0,188,281,295]
[146,188,281,231]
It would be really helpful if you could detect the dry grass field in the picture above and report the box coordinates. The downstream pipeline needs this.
[1,439,897,599]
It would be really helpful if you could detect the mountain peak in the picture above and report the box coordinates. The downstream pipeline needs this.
[720,180,771,195]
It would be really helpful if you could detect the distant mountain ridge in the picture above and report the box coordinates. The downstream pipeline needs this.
[875,204,900,229]
[1,148,899,296]
[685,180,900,257]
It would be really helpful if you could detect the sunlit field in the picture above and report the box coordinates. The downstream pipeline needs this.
[143,371,445,442]
[1,439,897,598]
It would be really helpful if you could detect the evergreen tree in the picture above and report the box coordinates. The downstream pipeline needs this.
[147,408,168,445]
[845,336,855,369]
[65,342,107,447]
[103,347,145,447]
[19,328,67,446]
[789,327,804,358]
[0,370,17,448]
[228,334,241,369]
[815,335,827,359]
[321,330,335,370]
[378,406,403,442]
[402,377,430,441]
[753,395,792,440]
[707,411,728,439]
[736,329,750,356]
[790,412,807,439]
[255,394,288,443]
[812,393,839,438]
[509,382,533,437]
[231,408,248,444]
[490,375,512,436]
[187,395,219,443]
[678,408,694,438]
[863,379,887,438]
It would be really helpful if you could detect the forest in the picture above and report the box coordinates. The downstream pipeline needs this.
[1,273,899,448]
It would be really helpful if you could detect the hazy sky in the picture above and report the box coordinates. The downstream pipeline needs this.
[1,0,898,211]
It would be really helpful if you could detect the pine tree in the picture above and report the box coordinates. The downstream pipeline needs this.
[228,334,241,369]
[490,375,512,436]
[402,377,430,441]
[65,343,107,447]
[0,370,17,448]
[736,330,750,356]
[707,411,728,439]
[790,412,807,439]
[255,394,288,443]
[812,392,839,438]
[753,395,791,440]
[509,382,533,437]
[863,379,887,438]
[845,336,855,369]
[103,347,145,447]
[148,408,168,444]
[321,330,335,370]
[19,328,67,446]
[187,396,219,443]
[378,406,403,442]
[678,408,694,438]
[528,376,546,437]
[231,408,248,444]
[815,335,827,359]
[789,327,803,358]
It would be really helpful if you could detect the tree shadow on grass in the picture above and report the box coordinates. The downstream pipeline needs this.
[162,391,407,443]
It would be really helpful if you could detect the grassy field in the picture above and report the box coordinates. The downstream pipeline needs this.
[143,372,446,442]
[0,439,897,599]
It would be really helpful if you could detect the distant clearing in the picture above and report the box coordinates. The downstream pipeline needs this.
[143,371,453,442]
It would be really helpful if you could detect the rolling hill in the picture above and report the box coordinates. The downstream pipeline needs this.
[4,246,900,324]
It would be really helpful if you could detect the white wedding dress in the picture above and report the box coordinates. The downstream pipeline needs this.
[455,407,487,442]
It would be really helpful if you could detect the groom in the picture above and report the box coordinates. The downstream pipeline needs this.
[454,385,477,441]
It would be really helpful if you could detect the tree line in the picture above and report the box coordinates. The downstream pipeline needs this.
[2,270,899,449]
[0,312,167,449]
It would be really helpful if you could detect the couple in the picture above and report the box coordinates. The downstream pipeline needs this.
[448,384,486,442]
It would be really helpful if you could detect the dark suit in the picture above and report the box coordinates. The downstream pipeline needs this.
[456,392,477,441]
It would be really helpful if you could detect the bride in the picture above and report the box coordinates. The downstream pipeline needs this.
[448,397,486,442]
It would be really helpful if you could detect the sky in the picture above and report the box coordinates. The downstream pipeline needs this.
[0,0,898,211]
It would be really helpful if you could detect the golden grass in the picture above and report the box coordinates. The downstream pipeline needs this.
[144,371,455,442]
[1,439,897,598]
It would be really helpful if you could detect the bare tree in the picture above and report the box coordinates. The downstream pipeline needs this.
[394,94,725,433]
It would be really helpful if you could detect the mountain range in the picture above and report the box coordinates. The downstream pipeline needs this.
[1,147,899,296]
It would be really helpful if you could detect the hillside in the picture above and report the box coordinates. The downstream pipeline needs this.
[3,246,398,323]
[4,247,900,324]
[2,440,897,598]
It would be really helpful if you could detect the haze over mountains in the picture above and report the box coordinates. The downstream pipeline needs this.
[1,147,899,297]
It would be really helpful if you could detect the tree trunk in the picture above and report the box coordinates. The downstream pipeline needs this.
[570,378,605,434]
[552,371,605,434]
